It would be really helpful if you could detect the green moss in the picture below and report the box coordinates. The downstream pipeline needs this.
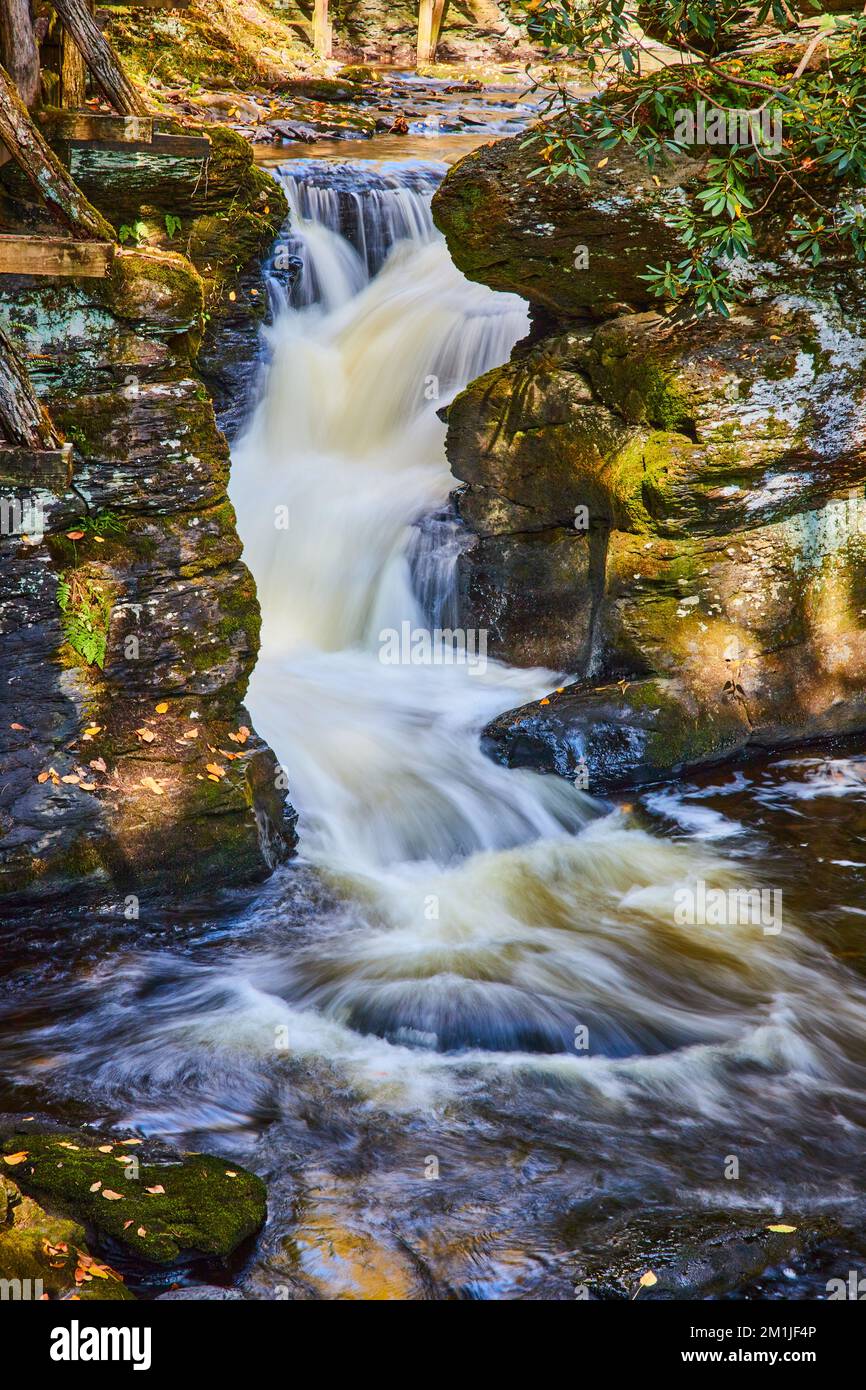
[3,1134,267,1267]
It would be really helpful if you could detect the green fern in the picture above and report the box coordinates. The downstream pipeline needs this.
[57,573,112,670]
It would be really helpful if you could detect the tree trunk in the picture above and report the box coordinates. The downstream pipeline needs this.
[50,0,149,116]
[0,323,62,450]
[0,0,41,108]
[0,63,115,240]
[313,0,331,59]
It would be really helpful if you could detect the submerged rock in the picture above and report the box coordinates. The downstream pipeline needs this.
[2,1131,266,1268]
[434,134,866,789]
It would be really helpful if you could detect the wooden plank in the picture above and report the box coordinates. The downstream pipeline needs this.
[0,235,115,278]
[0,443,73,492]
[417,0,449,65]
[38,108,154,142]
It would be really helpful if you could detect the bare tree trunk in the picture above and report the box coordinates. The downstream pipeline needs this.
[0,323,62,450]
[0,62,115,240]
[60,21,88,109]
[50,0,149,116]
[313,0,332,59]
[0,0,40,108]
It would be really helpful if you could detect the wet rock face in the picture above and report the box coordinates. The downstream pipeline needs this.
[436,134,866,788]
[0,130,296,904]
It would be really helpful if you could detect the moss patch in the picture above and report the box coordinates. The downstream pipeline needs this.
[3,1134,267,1267]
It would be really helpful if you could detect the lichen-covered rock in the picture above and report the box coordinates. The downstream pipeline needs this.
[0,130,296,904]
[2,1132,266,1267]
[437,133,866,788]
[433,136,705,316]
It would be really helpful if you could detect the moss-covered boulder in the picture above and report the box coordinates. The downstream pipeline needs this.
[439,140,866,786]
[3,1133,266,1267]
[0,1174,133,1300]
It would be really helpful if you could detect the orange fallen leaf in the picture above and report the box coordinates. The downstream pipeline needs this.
[205,763,225,779]
[145,1185,165,1195]
[155,702,169,714]
[37,771,50,783]
[3,1152,29,1165]
[101,1190,124,1201]
[135,727,156,743]
[10,722,27,731]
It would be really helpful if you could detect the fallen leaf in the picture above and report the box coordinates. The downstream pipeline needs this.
[539,698,550,706]
[61,774,81,785]
[135,727,156,743]
[137,1226,147,1237]
[145,1185,165,1195]
[97,1145,113,1153]
[90,758,107,773]
[638,1271,657,1287]
[101,1190,124,1201]
[205,763,225,779]
[155,702,169,714]
[3,1152,28,1165]
[10,722,27,731]
[37,771,50,783]
[140,776,164,796]
[79,781,97,791]
[120,1139,142,1146]
[225,1171,238,1178]
[83,725,101,737]
[183,728,199,740]
[767,1223,796,1234]
[123,1220,133,1229]
[90,1181,102,1192]
[57,1142,80,1150]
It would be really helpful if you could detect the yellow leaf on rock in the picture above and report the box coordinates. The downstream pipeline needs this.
[3,1152,28,1165]
[639,1271,658,1287]
[767,1224,796,1234]
[155,702,169,714]
[135,727,156,743]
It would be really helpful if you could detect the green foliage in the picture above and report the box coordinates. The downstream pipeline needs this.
[165,213,182,240]
[118,219,149,245]
[523,1,866,314]
[56,573,112,670]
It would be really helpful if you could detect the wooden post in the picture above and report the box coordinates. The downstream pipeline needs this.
[59,3,90,109]
[0,0,41,108]
[0,322,62,450]
[313,0,332,60]
[50,0,149,116]
[417,0,449,67]
[0,62,116,240]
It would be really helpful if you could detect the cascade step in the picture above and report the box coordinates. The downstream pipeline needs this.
[0,235,115,279]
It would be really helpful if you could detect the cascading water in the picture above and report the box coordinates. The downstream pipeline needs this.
[4,151,866,1298]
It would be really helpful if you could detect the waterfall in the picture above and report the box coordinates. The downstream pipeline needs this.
[226,158,866,1072]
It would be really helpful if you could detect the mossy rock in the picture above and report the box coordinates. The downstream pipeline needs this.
[3,1134,266,1266]
[0,1175,133,1300]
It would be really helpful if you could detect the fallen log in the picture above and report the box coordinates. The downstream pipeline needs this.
[0,62,115,240]
[50,0,149,116]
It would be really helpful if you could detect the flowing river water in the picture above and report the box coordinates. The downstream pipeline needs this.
[3,108,866,1299]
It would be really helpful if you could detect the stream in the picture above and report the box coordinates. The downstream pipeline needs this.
[2,91,866,1300]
